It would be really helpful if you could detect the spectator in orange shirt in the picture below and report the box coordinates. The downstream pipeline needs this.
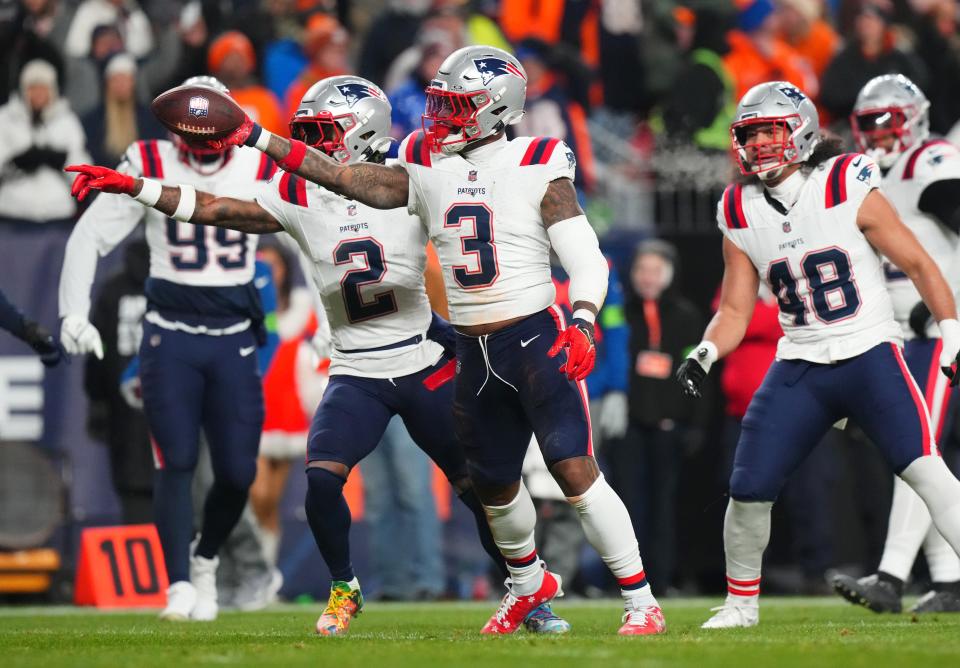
[723,0,819,102]
[776,0,840,77]
[208,31,286,137]
[284,14,350,120]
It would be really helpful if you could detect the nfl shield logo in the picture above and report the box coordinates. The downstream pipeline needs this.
[347,204,357,217]
[782,220,791,233]
[188,96,209,118]
[468,170,478,182]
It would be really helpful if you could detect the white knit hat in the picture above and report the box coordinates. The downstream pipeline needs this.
[19,59,58,99]
[105,52,137,78]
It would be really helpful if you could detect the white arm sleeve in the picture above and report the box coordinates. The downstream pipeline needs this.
[547,215,608,322]
[58,173,145,318]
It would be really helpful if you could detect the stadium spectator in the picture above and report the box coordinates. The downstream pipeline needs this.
[208,31,286,137]
[361,416,445,600]
[820,0,928,123]
[381,11,466,94]
[63,0,153,59]
[608,239,706,591]
[0,0,73,105]
[512,39,596,193]
[80,53,164,168]
[387,31,458,148]
[775,0,840,77]
[901,0,960,134]
[659,7,736,151]
[84,239,152,524]
[0,59,89,223]
[358,0,432,87]
[63,22,124,117]
[283,13,349,119]
[723,0,819,102]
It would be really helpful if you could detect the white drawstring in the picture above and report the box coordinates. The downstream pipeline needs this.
[476,334,518,396]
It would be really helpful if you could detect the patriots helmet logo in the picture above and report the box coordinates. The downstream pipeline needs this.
[856,164,873,182]
[336,83,381,107]
[778,86,807,109]
[473,57,526,86]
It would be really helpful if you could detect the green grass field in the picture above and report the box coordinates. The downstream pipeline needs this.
[3,598,959,668]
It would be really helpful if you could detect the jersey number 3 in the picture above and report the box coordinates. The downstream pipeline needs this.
[768,247,861,325]
[334,238,398,323]
[444,203,499,289]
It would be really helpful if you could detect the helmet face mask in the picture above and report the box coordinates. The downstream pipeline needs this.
[421,45,527,154]
[851,74,929,169]
[293,75,392,165]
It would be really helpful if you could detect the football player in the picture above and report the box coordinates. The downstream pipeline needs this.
[65,75,570,636]
[202,46,665,636]
[59,77,273,621]
[832,74,960,614]
[675,80,960,628]
[0,288,64,366]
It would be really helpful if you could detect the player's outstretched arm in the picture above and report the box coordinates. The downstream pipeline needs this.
[858,189,960,382]
[212,121,409,209]
[542,177,608,381]
[677,238,758,398]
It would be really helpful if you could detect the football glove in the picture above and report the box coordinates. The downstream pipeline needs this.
[676,341,718,398]
[597,390,629,440]
[938,318,960,387]
[548,318,596,382]
[206,117,256,151]
[22,319,66,367]
[427,311,457,358]
[908,301,932,340]
[119,357,143,409]
[65,164,136,201]
[61,315,104,359]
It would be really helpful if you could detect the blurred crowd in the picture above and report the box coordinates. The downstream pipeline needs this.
[2,0,960,601]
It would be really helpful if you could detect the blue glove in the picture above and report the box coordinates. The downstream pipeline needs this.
[427,311,457,358]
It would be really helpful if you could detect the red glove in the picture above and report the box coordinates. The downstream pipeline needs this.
[65,164,135,201]
[206,117,256,151]
[548,318,596,382]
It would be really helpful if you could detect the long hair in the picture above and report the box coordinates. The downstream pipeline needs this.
[104,94,138,163]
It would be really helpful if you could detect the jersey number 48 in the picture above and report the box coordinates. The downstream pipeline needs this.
[769,247,862,325]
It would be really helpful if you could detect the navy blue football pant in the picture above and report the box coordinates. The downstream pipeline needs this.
[904,337,957,443]
[454,307,593,487]
[731,342,939,502]
[140,321,264,583]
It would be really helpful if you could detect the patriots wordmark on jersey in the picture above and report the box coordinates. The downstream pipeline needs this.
[255,161,443,379]
[398,131,576,326]
[718,153,902,363]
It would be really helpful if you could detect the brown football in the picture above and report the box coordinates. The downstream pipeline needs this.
[151,85,246,142]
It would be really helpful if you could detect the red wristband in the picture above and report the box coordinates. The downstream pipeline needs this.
[278,140,307,171]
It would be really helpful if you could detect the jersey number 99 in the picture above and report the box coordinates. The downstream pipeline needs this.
[166,220,247,271]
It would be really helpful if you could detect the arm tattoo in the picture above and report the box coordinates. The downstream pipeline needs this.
[263,135,409,209]
[134,179,282,234]
[540,178,584,227]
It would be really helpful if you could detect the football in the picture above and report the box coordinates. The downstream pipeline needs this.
[150,84,246,142]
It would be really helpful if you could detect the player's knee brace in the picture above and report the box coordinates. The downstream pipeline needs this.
[306,466,347,503]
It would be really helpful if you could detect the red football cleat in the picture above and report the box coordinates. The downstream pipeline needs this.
[481,570,562,635]
[618,603,666,636]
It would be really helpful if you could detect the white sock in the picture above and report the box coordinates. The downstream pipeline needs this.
[723,499,772,607]
[483,483,543,595]
[567,474,657,607]
[877,475,931,581]
[923,524,960,584]
[900,456,960,561]
[345,577,360,591]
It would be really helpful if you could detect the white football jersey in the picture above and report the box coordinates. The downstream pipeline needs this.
[59,140,275,319]
[255,163,443,379]
[718,153,902,363]
[880,139,960,339]
[398,132,576,326]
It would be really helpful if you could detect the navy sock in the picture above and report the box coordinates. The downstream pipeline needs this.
[458,485,509,579]
[153,469,194,583]
[305,468,355,582]
[195,480,249,560]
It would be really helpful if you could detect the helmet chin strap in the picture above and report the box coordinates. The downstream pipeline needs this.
[758,165,785,182]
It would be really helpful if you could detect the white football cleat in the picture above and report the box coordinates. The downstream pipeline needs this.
[701,602,759,629]
[159,581,197,621]
[190,553,220,621]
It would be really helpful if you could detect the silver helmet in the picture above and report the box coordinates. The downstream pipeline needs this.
[291,75,392,164]
[177,76,233,175]
[851,74,930,169]
[423,45,527,154]
[731,81,820,181]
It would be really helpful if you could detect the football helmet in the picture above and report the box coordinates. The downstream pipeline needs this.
[177,75,233,175]
[730,81,820,181]
[422,45,527,154]
[290,75,392,164]
[851,74,930,169]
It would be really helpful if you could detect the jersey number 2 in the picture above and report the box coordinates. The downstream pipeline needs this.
[768,247,861,325]
[166,221,247,270]
[334,238,398,323]
[444,203,499,289]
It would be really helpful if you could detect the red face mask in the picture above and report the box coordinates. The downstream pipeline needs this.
[730,116,802,176]
[290,112,355,162]
[421,87,486,152]
[850,106,911,156]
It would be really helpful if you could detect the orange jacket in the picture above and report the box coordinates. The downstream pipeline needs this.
[782,19,839,77]
[723,30,819,102]
[233,86,287,137]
